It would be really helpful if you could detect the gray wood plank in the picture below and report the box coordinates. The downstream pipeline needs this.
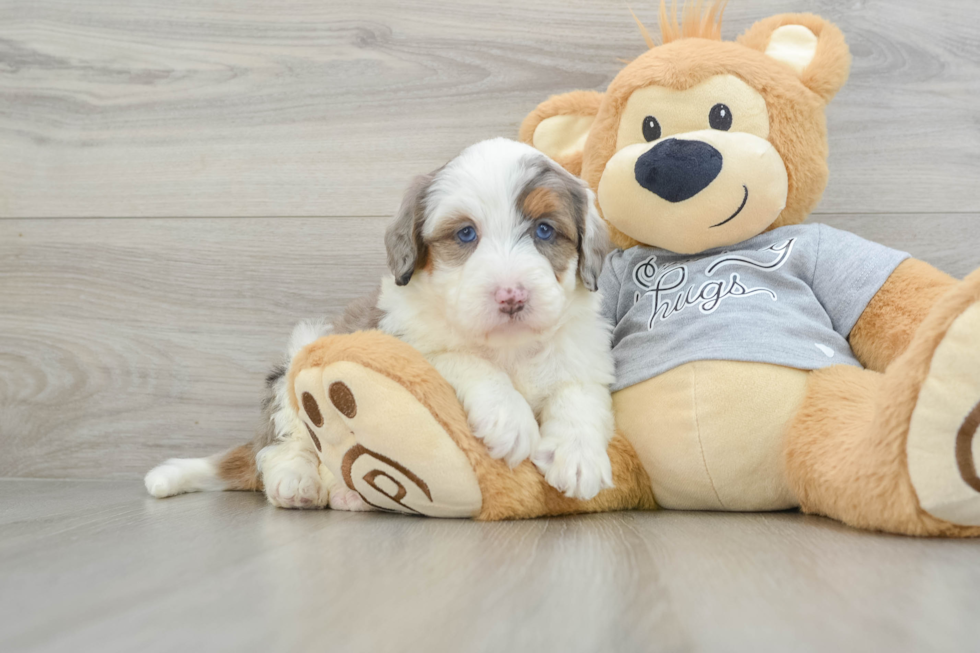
[1,0,978,218]
[1,214,978,481]
[0,217,389,479]
[819,213,980,278]
[1,479,979,653]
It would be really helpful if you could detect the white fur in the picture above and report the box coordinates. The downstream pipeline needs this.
[144,456,225,497]
[256,439,328,509]
[378,138,616,500]
[287,318,333,360]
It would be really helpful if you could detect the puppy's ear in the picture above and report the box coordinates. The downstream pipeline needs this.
[519,91,604,176]
[384,172,434,286]
[576,188,610,292]
[540,157,611,291]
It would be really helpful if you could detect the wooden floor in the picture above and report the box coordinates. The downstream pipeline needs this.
[2,479,979,653]
[3,1,980,651]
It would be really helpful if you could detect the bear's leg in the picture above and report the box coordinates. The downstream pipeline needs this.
[288,330,653,519]
[785,272,980,536]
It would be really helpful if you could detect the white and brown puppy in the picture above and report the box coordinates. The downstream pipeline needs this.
[145,138,615,506]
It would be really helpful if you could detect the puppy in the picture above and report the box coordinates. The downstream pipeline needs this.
[145,138,616,507]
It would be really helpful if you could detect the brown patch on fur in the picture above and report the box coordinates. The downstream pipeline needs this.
[533,229,578,279]
[288,330,656,520]
[217,444,263,492]
[521,204,578,277]
[849,259,956,372]
[785,268,980,537]
[522,186,560,219]
[517,174,580,241]
[425,215,479,269]
[516,162,587,282]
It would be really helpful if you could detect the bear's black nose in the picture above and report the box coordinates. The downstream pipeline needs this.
[634,138,723,203]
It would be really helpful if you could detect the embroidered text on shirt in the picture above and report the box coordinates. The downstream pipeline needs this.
[632,239,797,329]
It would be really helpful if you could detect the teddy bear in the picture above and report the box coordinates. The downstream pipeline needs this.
[287,6,980,536]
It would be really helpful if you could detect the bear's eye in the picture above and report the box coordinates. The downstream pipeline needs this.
[709,103,732,131]
[642,115,662,142]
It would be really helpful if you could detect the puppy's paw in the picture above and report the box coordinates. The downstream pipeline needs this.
[144,462,186,498]
[144,457,221,498]
[327,482,374,512]
[532,433,614,501]
[264,459,329,509]
[467,390,540,468]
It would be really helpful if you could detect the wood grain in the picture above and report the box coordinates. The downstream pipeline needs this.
[0,217,388,479]
[2,480,980,653]
[1,214,978,480]
[1,0,979,218]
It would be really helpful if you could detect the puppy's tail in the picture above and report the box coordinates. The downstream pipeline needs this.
[144,445,262,498]
[144,318,333,499]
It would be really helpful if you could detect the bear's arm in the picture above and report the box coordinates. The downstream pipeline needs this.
[848,258,956,372]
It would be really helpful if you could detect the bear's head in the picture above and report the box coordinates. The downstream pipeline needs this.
[520,4,851,254]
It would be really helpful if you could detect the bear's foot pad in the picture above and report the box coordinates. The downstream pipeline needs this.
[294,360,483,518]
[908,302,980,525]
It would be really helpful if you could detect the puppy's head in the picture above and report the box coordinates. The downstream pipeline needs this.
[385,138,609,343]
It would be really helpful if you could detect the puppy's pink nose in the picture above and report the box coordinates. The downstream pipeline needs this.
[495,286,528,315]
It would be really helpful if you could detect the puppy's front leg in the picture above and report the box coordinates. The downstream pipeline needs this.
[532,382,615,500]
[429,352,540,467]
[258,432,371,512]
[257,433,329,509]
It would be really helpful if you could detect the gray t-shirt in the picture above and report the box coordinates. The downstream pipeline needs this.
[599,224,909,392]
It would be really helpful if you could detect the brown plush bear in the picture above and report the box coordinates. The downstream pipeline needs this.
[289,6,980,535]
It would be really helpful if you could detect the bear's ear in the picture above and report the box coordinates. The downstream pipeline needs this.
[519,90,604,175]
[738,14,851,103]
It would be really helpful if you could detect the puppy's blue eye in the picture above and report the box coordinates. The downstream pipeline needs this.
[456,226,477,243]
[535,223,555,240]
